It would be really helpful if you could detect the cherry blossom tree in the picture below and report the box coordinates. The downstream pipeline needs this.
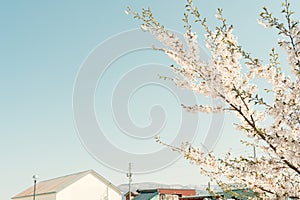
[128,0,300,199]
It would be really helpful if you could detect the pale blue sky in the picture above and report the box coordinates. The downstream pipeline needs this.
[1,1,300,200]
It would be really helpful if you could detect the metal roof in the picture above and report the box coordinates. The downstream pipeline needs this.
[12,170,122,199]
[132,192,158,200]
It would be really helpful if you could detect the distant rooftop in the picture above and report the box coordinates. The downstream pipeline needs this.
[137,188,196,194]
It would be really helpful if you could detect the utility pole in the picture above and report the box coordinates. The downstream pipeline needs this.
[253,146,257,161]
[208,181,211,190]
[126,163,133,200]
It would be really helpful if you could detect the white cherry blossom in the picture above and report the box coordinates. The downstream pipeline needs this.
[128,0,300,198]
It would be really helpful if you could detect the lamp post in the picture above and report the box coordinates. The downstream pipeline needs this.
[32,175,39,200]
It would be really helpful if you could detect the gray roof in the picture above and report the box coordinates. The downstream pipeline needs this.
[12,170,122,199]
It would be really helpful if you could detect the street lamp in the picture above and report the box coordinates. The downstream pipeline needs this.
[32,175,39,200]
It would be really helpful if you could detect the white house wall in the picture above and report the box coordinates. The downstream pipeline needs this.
[56,174,121,200]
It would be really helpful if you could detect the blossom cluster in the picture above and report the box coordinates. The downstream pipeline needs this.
[129,0,300,198]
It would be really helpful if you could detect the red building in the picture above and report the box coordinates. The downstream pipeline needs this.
[132,188,196,199]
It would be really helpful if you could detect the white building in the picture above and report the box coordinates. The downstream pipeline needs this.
[12,170,122,200]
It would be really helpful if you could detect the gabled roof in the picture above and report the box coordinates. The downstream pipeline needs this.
[12,170,122,199]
